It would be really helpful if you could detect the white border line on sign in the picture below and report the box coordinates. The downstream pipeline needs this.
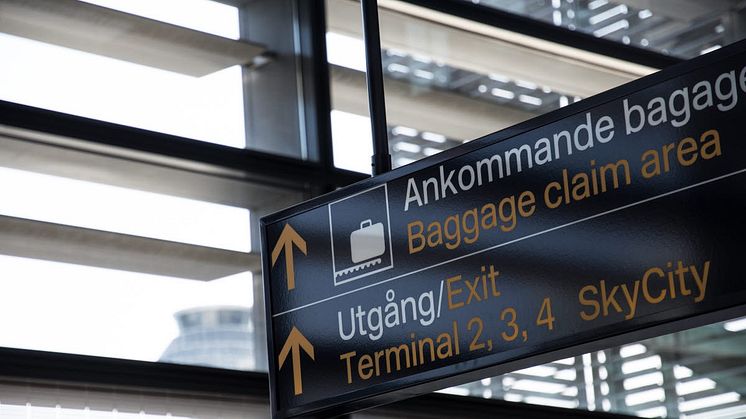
[273,168,746,318]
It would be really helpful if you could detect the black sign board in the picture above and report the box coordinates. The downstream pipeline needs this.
[261,41,746,418]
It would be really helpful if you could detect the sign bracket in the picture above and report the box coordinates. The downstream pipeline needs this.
[361,0,392,175]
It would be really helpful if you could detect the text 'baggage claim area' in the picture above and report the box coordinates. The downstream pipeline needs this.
[263,50,746,417]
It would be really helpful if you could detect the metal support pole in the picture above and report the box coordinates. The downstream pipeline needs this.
[361,0,392,175]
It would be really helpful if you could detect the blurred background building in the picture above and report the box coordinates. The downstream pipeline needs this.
[159,307,256,371]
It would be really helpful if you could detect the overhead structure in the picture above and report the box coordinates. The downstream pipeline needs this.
[0,0,266,76]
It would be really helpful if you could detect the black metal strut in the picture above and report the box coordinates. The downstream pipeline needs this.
[361,0,392,175]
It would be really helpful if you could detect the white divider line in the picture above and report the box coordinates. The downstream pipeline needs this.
[437,279,444,319]
[273,168,746,318]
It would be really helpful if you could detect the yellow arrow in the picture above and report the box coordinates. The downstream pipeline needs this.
[271,223,307,290]
[278,326,315,396]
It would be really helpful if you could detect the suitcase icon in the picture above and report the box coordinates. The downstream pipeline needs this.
[329,184,393,285]
[350,219,386,263]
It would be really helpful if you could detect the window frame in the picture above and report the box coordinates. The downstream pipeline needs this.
[0,0,358,395]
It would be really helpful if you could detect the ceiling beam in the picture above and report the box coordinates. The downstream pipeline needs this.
[327,0,658,98]
[331,65,535,141]
[0,0,265,77]
[0,215,259,280]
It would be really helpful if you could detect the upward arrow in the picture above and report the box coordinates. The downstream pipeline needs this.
[278,326,315,396]
[271,223,307,290]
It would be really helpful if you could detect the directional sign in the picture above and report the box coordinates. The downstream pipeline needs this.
[271,223,307,290]
[278,326,315,396]
[261,41,746,418]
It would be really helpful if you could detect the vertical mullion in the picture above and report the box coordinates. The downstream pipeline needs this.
[297,0,336,194]
[238,0,305,159]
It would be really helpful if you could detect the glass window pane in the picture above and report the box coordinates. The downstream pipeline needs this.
[0,0,247,148]
[468,0,746,60]
[0,166,251,252]
[445,317,746,418]
[0,33,246,148]
[0,255,256,370]
[331,109,373,174]
[326,0,625,174]
[0,380,268,418]
[327,32,367,72]
[80,0,240,39]
[0,130,309,371]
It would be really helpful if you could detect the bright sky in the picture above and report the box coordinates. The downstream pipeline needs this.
[0,164,255,363]
[0,163,255,363]
[0,167,251,252]
[0,255,253,362]
[0,0,245,148]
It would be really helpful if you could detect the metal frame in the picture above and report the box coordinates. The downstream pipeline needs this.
[0,100,365,190]
[329,0,657,99]
[296,0,335,174]
[0,0,351,400]
[361,0,392,175]
[398,0,683,70]
[373,392,637,418]
[0,0,266,77]
[0,347,269,397]
[0,357,638,419]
